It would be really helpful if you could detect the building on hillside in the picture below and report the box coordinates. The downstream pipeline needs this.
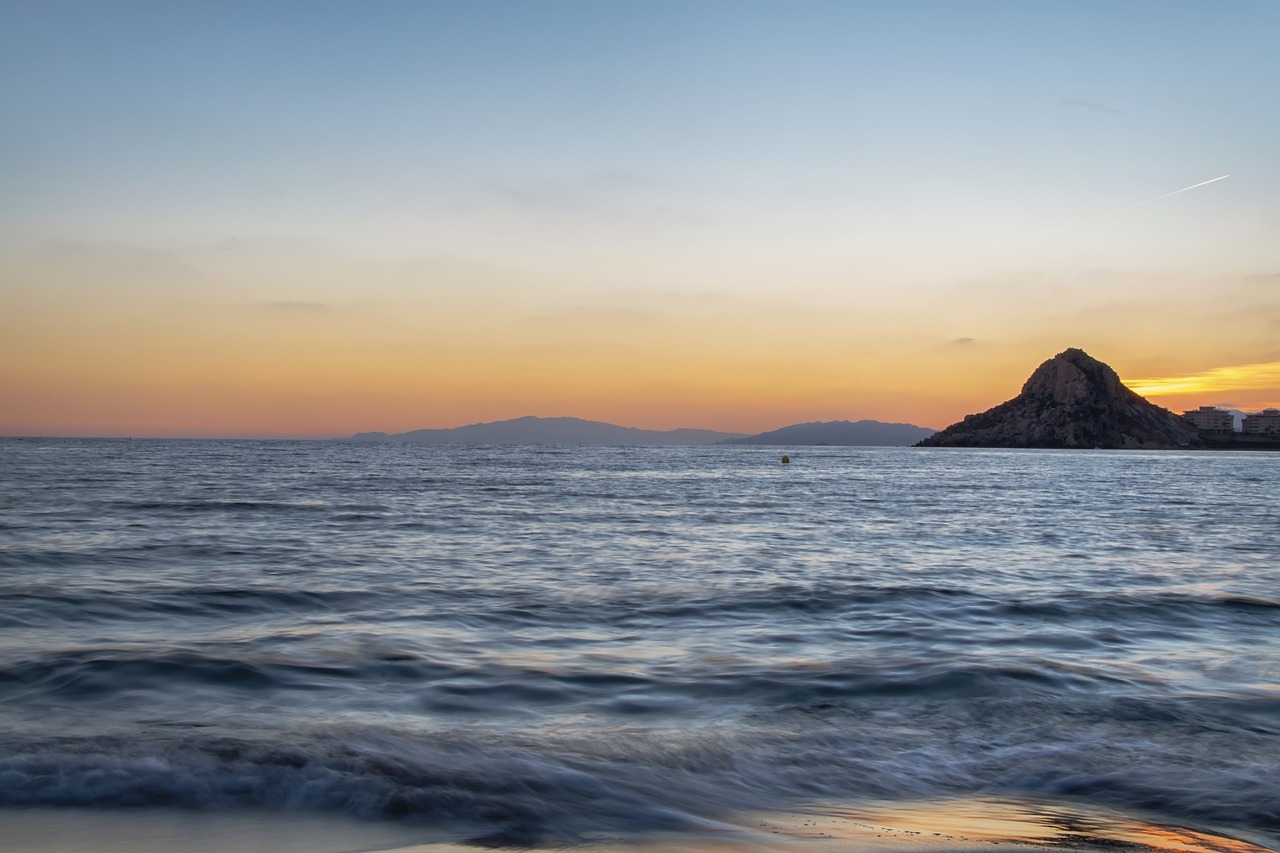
[1242,408,1280,435]
[1182,405,1235,432]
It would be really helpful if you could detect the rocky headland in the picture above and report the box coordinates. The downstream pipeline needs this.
[917,348,1203,449]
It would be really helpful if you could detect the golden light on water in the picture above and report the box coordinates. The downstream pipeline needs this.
[742,797,1273,853]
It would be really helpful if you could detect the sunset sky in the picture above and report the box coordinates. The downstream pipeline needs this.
[3,1,1278,438]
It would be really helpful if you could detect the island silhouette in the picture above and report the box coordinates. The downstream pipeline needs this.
[350,352,1273,450]
[917,348,1202,449]
[351,416,935,446]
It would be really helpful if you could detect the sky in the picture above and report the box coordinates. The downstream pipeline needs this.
[2,0,1278,438]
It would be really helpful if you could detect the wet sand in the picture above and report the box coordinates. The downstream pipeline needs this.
[0,808,433,853]
[4,796,1274,853]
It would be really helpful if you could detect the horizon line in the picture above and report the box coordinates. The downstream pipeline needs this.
[0,413,944,443]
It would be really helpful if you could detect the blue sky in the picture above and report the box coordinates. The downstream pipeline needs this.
[3,1,1278,435]
[7,1,1274,254]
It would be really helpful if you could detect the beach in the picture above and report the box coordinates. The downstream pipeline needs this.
[4,796,1274,853]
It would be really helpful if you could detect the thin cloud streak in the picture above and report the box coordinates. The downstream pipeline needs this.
[1124,174,1231,210]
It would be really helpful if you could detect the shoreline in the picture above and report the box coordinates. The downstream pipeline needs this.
[3,796,1275,853]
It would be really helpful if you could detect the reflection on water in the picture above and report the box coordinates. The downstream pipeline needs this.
[778,797,1275,853]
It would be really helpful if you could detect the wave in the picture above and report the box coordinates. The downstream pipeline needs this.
[0,651,359,699]
[117,499,333,513]
[0,542,309,570]
[444,584,1280,639]
[0,586,383,628]
[0,713,1276,845]
[0,729,717,845]
[2,579,1276,647]
[2,640,1270,719]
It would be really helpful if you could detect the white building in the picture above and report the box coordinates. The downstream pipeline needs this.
[1242,408,1280,435]
[1182,406,1235,432]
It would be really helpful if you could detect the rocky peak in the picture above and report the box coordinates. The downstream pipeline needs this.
[918,348,1202,449]
[1021,348,1126,403]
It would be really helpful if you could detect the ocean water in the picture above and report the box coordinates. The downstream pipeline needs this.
[0,438,1277,848]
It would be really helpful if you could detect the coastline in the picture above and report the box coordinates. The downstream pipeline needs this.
[4,796,1275,853]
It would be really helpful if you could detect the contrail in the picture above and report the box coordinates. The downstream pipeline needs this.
[1126,173,1231,209]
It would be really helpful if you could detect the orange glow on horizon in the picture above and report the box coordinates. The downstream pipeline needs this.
[1127,360,1280,397]
[5,244,1276,439]
[7,338,1278,438]
[1124,361,1280,414]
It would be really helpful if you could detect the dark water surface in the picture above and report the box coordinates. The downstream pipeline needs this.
[1,439,1277,846]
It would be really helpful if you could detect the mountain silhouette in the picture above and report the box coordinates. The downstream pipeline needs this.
[917,348,1202,449]
[351,416,745,446]
[721,419,935,446]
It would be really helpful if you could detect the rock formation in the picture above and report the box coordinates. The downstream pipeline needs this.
[917,348,1203,449]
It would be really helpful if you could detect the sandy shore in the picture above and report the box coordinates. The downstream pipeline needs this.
[3,796,1274,853]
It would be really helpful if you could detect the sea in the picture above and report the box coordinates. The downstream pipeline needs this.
[1,438,1277,852]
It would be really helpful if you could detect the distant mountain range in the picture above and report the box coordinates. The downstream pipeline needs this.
[720,419,936,446]
[352,416,745,446]
[351,415,935,446]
